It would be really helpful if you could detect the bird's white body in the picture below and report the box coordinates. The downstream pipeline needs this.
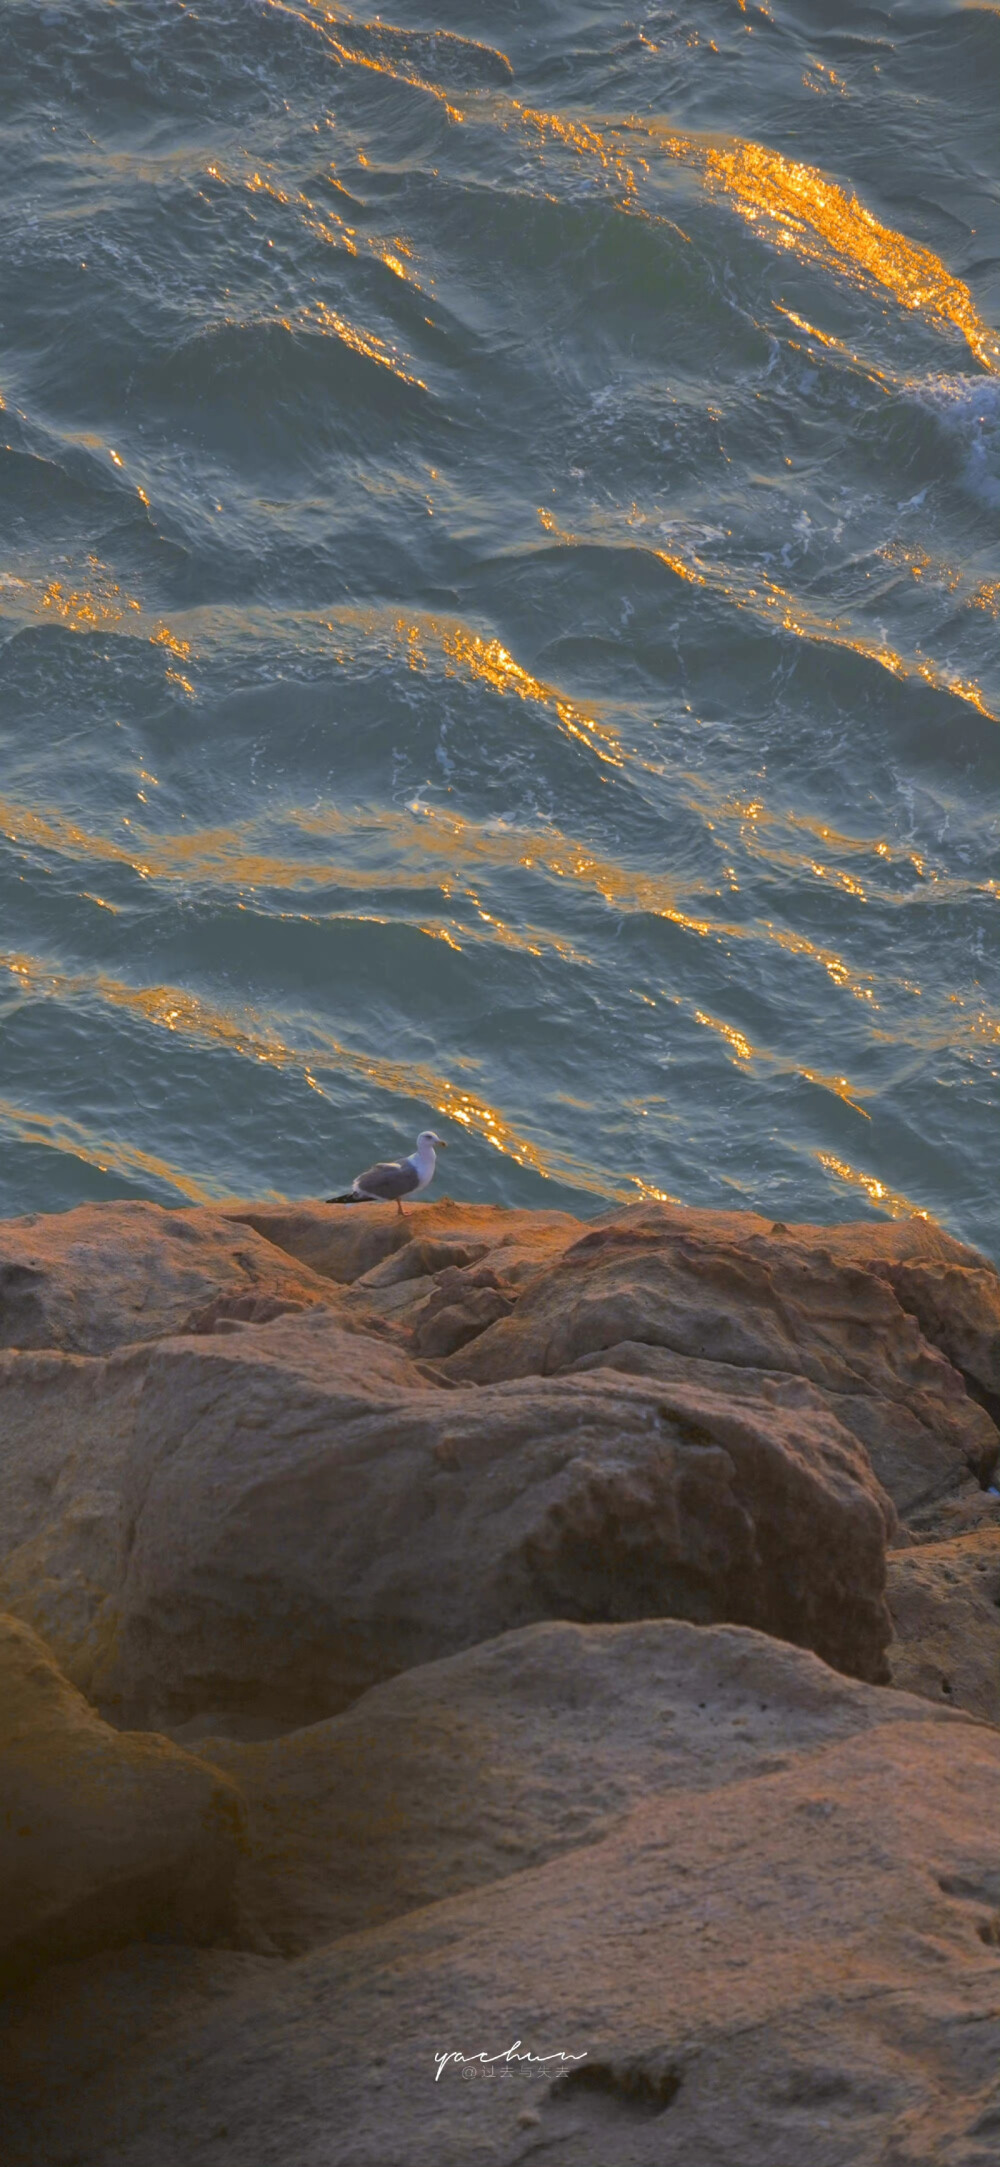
[406,1132,439,1194]
[328,1129,447,1214]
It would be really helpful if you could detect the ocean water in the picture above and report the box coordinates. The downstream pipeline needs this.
[0,0,997,1250]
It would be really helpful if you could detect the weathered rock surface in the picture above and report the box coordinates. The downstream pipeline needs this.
[192,1618,981,1956]
[2,1302,896,1726]
[2,1194,998,1731]
[0,1198,337,1356]
[788,1216,1000,1408]
[440,1206,999,1516]
[888,1529,1000,1725]
[223,1196,580,1292]
[1,1621,997,2167]
[2,1194,998,2162]
[0,1612,246,1992]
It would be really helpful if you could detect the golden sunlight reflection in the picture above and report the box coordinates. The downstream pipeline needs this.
[518,100,999,371]
[691,136,1000,372]
[0,786,892,1013]
[439,627,625,766]
[816,1152,931,1221]
[526,502,995,722]
[692,1008,871,1115]
[0,1095,218,1204]
[0,949,638,1201]
[695,1010,754,1062]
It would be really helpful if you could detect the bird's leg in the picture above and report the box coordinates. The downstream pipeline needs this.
[396,1198,406,1217]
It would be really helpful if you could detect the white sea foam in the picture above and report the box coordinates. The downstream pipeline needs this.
[906,373,1000,508]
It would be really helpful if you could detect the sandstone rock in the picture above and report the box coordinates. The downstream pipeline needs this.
[99,1316,899,1720]
[0,1347,147,1693]
[222,1196,580,1288]
[409,1263,518,1357]
[443,1206,999,1515]
[192,1617,974,1955]
[870,1259,1000,1409]
[0,1199,336,1356]
[904,1475,1000,1544]
[0,1299,896,1723]
[0,1613,245,1991]
[2,1623,997,2167]
[887,1528,1000,1725]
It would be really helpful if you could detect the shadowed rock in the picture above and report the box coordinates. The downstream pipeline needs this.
[2,1622,997,2167]
[0,1613,245,1993]
[191,1616,977,1955]
[1,1307,893,1726]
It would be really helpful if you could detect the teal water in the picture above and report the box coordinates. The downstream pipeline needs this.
[0,0,997,1247]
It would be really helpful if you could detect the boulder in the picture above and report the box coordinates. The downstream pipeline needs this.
[0,1347,143,1694]
[766,1215,1000,1405]
[442,1206,999,1516]
[0,1199,337,1356]
[105,1315,900,1719]
[869,1259,1000,1409]
[0,1613,245,1992]
[0,1304,895,1725]
[1,1621,997,2167]
[192,1617,977,1956]
[887,1527,1000,1725]
[222,1196,580,1289]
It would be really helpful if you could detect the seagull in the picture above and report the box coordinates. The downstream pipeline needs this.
[327,1130,447,1216]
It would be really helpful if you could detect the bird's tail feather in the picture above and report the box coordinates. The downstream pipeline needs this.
[326,1190,362,1205]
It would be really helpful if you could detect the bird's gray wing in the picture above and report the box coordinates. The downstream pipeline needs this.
[352,1157,421,1200]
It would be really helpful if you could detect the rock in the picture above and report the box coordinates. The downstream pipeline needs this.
[870,1259,1000,1410]
[222,1196,580,1289]
[409,1263,518,1358]
[104,1328,900,1717]
[1,1622,997,2167]
[191,1617,976,1955]
[0,1200,336,1356]
[904,1476,1000,1544]
[887,1528,1000,1725]
[0,1306,894,1725]
[0,1613,246,1992]
[442,1206,999,1516]
[0,1348,148,1693]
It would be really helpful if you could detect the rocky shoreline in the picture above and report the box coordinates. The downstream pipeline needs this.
[2,1194,999,2163]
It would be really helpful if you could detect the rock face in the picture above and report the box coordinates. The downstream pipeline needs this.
[1,1194,997,1726]
[888,1529,1000,1725]
[0,1612,245,1992]
[0,1191,998,2165]
[223,1196,580,1294]
[0,1199,336,1356]
[1,1307,894,1727]
[440,1207,1000,1514]
[193,1617,985,1957]
[2,1621,998,2167]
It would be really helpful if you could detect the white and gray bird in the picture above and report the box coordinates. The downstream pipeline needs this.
[327,1130,447,1216]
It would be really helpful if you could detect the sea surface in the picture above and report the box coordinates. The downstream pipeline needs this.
[0,0,997,1250]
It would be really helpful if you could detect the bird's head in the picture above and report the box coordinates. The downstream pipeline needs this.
[417,1130,446,1149]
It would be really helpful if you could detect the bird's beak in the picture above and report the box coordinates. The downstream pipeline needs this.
[437,1137,448,1148]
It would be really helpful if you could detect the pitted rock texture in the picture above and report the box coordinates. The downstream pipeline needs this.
[2,1622,997,2167]
[0,1307,896,1724]
[0,1199,337,1356]
[192,1617,981,1956]
[221,1196,580,1290]
[887,1529,1000,1725]
[438,1205,999,1514]
[0,1612,245,1992]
